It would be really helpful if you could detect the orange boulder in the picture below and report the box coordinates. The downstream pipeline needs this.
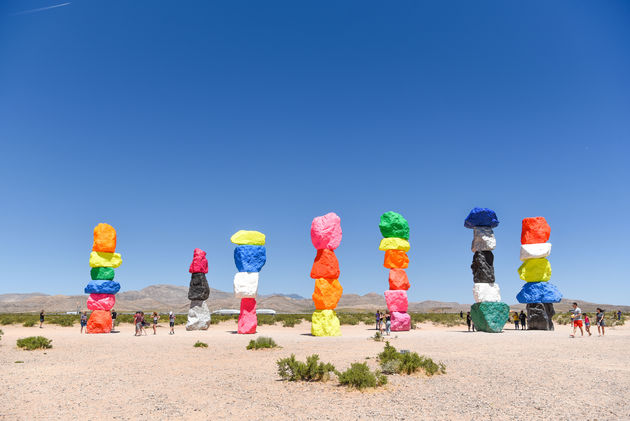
[388,269,410,290]
[521,217,551,244]
[312,278,343,310]
[310,249,340,279]
[384,250,409,269]
[86,310,112,334]
[93,223,117,253]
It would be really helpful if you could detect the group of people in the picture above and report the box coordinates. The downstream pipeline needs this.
[511,311,528,330]
[133,311,176,336]
[375,310,391,335]
[570,303,607,338]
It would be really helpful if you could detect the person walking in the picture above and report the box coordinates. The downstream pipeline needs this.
[584,313,592,336]
[80,311,88,334]
[375,311,381,331]
[513,312,520,330]
[39,310,45,328]
[596,308,606,336]
[617,310,622,321]
[466,312,472,332]
[169,311,176,335]
[111,309,117,330]
[519,310,527,330]
[570,302,584,338]
[151,312,159,335]
[385,312,391,336]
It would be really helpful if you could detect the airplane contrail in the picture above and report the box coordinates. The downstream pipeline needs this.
[10,2,71,16]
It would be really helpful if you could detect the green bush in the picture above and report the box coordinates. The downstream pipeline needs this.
[377,342,446,376]
[372,331,384,342]
[337,362,387,389]
[16,336,52,350]
[193,341,208,348]
[23,320,36,327]
[0,328,3,341]
[410,313,465,327]
[247,336,278,350]
[277,354,336,382]
[47,315,76,327]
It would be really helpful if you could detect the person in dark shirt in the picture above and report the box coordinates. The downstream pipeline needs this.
[460,311,463,319]
[466,312,472,332]
[519,311,527,330]
[111,309,117,331]
[385,312,391,336]
[80,311,87,334]
[39,310,45,328]
[375,311,381,331]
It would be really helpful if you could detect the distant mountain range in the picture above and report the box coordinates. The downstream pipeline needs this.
[0,284,628,314]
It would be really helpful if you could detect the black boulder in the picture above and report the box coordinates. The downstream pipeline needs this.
[188,272,210,301]
[471,251,495,283]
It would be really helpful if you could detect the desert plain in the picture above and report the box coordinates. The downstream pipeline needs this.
[1,321,629,421]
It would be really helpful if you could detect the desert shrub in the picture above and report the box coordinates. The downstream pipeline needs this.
[0,329,3,341]
[410,313,465,327]
[247,336,278,350]
[16,336,52,350]
[337,313,361,325]
[372,331,384,342]
[0,313,38,326]
[377,342,445,376]
[277,354,336,382]
[23,320,36,327]
[257,315,276,326]
[193,341,208,348]
[47,315,76,327]
[337,362,387,389]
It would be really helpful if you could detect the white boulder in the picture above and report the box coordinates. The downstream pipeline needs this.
[520,243,552,261]
[186,300,211,330]
[233,272,259,298]
[471,227,496,252]
[473,283,501,303]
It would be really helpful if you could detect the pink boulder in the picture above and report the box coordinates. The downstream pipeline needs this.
[311,212,342,250]
[384,290,408,312]
[238,298,257,334]
[189,248,208,274]
[390,311,411,331]
[87,293,116,311]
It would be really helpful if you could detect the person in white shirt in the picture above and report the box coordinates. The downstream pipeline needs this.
[570,302,584,338]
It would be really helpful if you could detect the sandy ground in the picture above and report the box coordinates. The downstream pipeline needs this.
[1,320,629,421]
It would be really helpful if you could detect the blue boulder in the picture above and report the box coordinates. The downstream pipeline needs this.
[84,280,121,295]
[234,245,266,272]
[516,282,562,303]
[464,208,499,229]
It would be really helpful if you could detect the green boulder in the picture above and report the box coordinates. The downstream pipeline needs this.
[379,211,410,239]
[91,267,115,281]
[471,302,509,333]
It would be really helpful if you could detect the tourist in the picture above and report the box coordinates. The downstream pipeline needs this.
[519,311,527,330]
[39,310,45,328]
[513,312,520,330]
[133,311,142,336]
[466,312,472,332]
[570,302,583,338]
[111,309,117,330]
[169,311,175,335]
[379,311,385,334]
[140,312,148,335]
[596,308,605,336]
[584,313,592,336]
[617,310,622,321]
[460,311,463,319]
[375,311,380,331]
[80,311,87,333]
[385,312,391,336]
[152,312,159,335]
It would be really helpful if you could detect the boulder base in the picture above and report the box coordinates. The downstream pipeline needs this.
[526,303,555,330]
[234,245,267,272]
[470,302,509,333]
[87,293,116,311]
[471,227,496,252]
[230,230,266,246]
[233,272,259,298]
[189,248,208,274]
[312,278,343,310]
[464,208,499,229]
[379,238,410,251]
[311,309,341,336]
[471,251,495,283]
[310,249,340,279]
[84,280,121,295]
[188,272,210,301]
[186,301,211,330]
[90,267,115,281]
[516,282,562,303]
[521,217,551,244]
[379,211,410,239]
[390,311,411,331]
[311,212,343,250]
[383,250,409,269]
[92,223,117,253]
[86,310,112,334]
[238,298,257,334]
[384,290,408,312]
[518,258,552,282]
[388,269,410,290]
[472,283,501,302]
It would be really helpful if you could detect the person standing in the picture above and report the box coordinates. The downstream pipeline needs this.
[152,312,159,335]
[513,312,520,330]
[39,310,45,328]
[596,308,605,336]
[460,311,463,319]
[385,312,391,336]
[519,310,527,330]
[169,311,175,335]
[584,313,592,336]
[375,311,381,331]
[617,310,622,321]
[466,312,472,332]
[133,311,141,336]
[111,309,117,330]
[80,311,88,333]
[570,302,584,338]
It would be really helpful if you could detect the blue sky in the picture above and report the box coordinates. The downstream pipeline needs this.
[1,1,629,305]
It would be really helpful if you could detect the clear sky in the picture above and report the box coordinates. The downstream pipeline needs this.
[1,1,629,305]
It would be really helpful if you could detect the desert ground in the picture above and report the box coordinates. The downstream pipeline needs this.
[1,321,629,421]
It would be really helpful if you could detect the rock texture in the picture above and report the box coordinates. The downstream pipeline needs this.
[388,268,410,290]
[471,227,496,252]
[311,309,341,336]
[189,248,208,274]
[521,217,551,244]
[87,293,116,311]
[472,283,501,303]
[90,267,115,281]
[233,272,259,298]
[230,230,266,246]
[519,243,552,261]
[238,298,257,334]
[471,251,495,283]
[84,280,121,295]
[234,245,267,273]
[89,251,122,268]
[379,211,410,239]
[310,249,340,279]
[384,290,408,312]
[312,278,343,310]
[470,302,510,333]
[516,282,562,303]
[518,258,552,282]
[186,300,211,331]
[188,272,210,301]
[526,303,555,330]
[390,311,411,331]
[378,238,411,251]
[86,309,112,334]
[464,207,499,229]
[92,223,117,253]
[383,250,409,269]
[310,212,343,250]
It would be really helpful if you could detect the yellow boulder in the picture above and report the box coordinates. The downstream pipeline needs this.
[230,230,266,245]
[89,251,122,268]
[311,310,341,336]
[518,258,551,282]
[379,237,410,251]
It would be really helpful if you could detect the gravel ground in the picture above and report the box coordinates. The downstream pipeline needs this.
[1,321,628,420]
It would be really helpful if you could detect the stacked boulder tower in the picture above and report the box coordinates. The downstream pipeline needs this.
[186,248,211,330]
[85,223,122,334]
[231,230,266,334]
[516,217,562,330]
[310,212,343,337]
[379,211,411,331]
[464,208,509,333]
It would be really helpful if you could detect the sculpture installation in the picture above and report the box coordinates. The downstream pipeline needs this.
[464,208,509,333]
[231,230,266,334]
[186,248,211,330]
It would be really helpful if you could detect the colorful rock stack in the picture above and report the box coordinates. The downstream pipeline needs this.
[85,223,121,334]
[516,217,562,330]
[464,208,509,333]
[379,211,411,331]
[231,230,266,334]
[186,248,211,330]
[310,212,343,336]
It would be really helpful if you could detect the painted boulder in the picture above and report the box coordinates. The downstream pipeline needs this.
[310,249,340,279]
[519,243,552,261]
[471,227,496,252]
[87,293,116,311]
[186,300,211,331]
[521,217,551,244]
[310,212,342,250]
[471,251,495,283]
[85,280,121,295]
[89,251,122,268]
[470,302,509,333]
[526,303,556,330]
[312,278,343,310]
[464,208,499,229]
[379,238,410,251]
[390,311,411,331]
[234,245,266,272]
[230,230,266,246]
[189,248,208,274]
[188,272,210,301]
[86,310,112,334]
[472,283,501,303]
[92,223,117,253]
[90,267,115,281]
[384,290,408,312]
[379,211,410,240]
[518,258,552,282]
[238,298,257,334]
[233,272,259,298]
[311,309,341,336]
[383,250,409,269]
[388,269,410,290]
[516,282,562,303]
